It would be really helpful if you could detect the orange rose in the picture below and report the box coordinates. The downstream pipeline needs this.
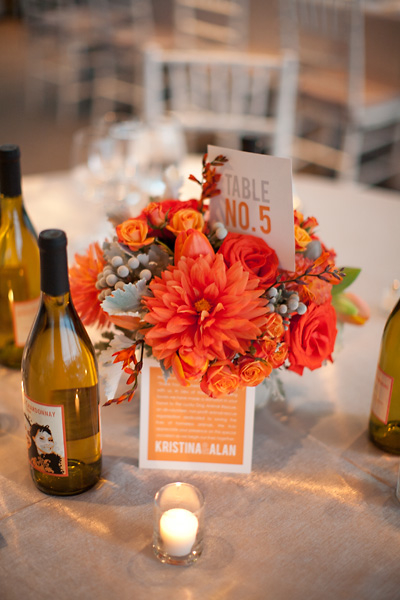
[287,301,337,375]
[294,225,312,252]
[141,199,199,228]
[142,202,168,228]
[116,218,154,251]
[218,232,279,288]
[294,210,304,226]
[200,360,240,398]
[269,342,288,368]
[302,216,318,234]
[262,312,285,340]
[166,208,204,236]
[238,356,272,386]
[171,349,209,386]
[252,337,288,368]
[252,337,276,359]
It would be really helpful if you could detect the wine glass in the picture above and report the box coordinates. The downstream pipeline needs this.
[71,120,120,204]
[137,116,187,198]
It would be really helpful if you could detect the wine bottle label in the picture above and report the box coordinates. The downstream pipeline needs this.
[23,393,68,477]
[11,297,40,347]
[371,366,393,424]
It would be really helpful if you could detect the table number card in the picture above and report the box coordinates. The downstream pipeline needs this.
[208,145,295,271]
[139,357,255,473]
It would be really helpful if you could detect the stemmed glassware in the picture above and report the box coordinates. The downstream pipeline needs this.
[71,113,186,209]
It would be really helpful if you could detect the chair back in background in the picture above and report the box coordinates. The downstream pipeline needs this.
[279,0,400,184]
[173,0,249,50]
[281,0,364,116]
[143,46,298,158]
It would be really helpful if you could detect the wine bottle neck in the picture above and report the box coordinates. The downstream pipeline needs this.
[0,196,28,240]
[42,291,71,309]
[40,291,88,343]
[40,243,70,296]
[0,155,22,198]
[1,194,23,219]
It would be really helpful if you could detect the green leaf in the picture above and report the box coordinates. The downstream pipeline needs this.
[101,279,149,315]
[331,267,361,295]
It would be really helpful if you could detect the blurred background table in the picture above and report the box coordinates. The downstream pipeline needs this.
[1,166,400,599]
[1,0,400,188]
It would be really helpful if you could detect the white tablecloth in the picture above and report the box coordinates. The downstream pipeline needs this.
[1,167,400,600]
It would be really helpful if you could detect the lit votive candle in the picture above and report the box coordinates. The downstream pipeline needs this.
[153,482,205,565]
[160,508,199,557]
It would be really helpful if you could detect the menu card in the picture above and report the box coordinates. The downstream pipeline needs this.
[139,358,255,473]
[208,145,295,271]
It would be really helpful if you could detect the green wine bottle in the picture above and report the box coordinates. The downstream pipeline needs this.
[369,298,400,454]
[0,144,40,368]
[21,229,102,495]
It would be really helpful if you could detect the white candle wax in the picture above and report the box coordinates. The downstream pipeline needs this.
[160,508,199,557]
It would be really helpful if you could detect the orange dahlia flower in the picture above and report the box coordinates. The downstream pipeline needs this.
[69,242,111,328]
[143,254,268,368]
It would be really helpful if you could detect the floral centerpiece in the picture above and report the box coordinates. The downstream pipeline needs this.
[70,155,368,405]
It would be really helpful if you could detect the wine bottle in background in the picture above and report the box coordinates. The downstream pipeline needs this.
[0,144,40,368]
[21,229,102,495]
[369,298,400,454]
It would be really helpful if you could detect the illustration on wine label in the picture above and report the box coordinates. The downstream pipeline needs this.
[23,394,68,476]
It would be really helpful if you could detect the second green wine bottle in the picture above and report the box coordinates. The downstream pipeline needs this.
[0,144,40,368]
[22,229,102,495]
[369,298,400,454]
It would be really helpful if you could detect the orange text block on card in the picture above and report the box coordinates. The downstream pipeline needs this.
[147,366,246,464]
[139,358,255,472]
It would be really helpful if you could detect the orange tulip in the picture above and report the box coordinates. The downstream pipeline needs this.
[334,292,370,325]
[174,229,215,264]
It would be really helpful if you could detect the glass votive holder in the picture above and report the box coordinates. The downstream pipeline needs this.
[153,482,205,566]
